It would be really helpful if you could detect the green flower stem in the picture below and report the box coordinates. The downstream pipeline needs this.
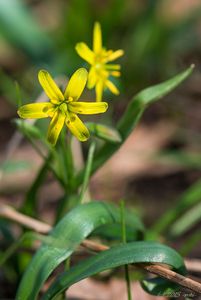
[55,132,76,221]
[120,200,132,300]
[65,134,75,190]
[59,130,74,190]
[79,141,96,203]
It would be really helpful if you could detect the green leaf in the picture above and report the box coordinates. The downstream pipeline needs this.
[170,201,201,237]
[141,277,181,296]
[93,204,144,241]
[92,223,141,241]
[0,0,52,60]
[16,201,143,300]
[42,241,186,300]
[87,122,122,143]
[150,178,201,235]
[76,65,194,187]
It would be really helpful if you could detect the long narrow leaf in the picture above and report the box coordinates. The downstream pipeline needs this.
[43,241,186,299]
[16,201,143,300]
[76,65,194,187]
[151,178,201,235]
[170,201,201,237]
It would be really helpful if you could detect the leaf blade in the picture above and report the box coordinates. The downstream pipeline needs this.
[42,241,186,299]
[76,65,194,186]
[16,201,143,300]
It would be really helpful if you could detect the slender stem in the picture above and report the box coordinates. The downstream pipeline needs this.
[65,134,74,190]
[58,130,74,189]
[120,201,126,244]
[79,141,96,203]
[55,133,76,220]
[120,200,132,300]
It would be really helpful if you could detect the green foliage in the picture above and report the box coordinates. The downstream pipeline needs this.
[16,202,143,299]
[0,1,200,297]
[14,65,195,299]
[76,65,194,186]
[170,201,201,237]
[0,0,52,60]
[151,178,201,236]
[42,241,186,299]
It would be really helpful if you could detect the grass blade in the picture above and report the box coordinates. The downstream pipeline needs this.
[43,241,186,299]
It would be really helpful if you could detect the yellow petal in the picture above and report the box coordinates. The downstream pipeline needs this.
[75,42,94,64]
[106,80,119,95]
[110,71,121,77]
[93,22,102,53]
[64,68,88,101]
[105,64,121,70]
[106,50,124,62]
[87,67,97,89]
[38,70,64,104]
[95,81,104,102]
[47,110,65,146]
[65,113,89,142]
[17,102,54,119]
[69,101,108,115]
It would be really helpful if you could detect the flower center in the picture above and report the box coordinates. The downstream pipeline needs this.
[95,63,102,71]
[59,102,68,114]
[95,53,104,64]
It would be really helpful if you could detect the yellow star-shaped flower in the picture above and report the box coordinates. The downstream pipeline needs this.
[17,68,108,145]
[75,22,124,101]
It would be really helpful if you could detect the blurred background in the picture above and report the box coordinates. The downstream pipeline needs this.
[0,0,201,298]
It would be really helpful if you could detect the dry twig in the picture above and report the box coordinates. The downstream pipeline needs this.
[0,202,51,233]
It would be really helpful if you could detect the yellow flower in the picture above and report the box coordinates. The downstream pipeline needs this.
[17,68,108,145]
[75,22,124,101]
